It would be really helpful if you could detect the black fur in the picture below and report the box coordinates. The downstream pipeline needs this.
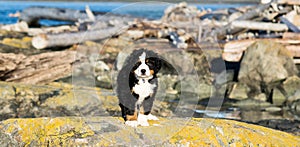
[117,48,161,121]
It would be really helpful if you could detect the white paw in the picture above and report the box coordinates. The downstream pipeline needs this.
[147,114,159,120]
[137,114,149,126]
[125,121,138,127]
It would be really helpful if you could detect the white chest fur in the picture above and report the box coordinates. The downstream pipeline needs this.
[132,79,156,99]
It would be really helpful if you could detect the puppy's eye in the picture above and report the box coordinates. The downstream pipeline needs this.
[133,61,141,69]
[146,59,155,66]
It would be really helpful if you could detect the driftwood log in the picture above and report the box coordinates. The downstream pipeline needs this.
[32,26,125,49]
[19,7,90,26]
[283,32,300,40]
[223,39,300,63]
[231,20,288,32]
[277,0,300,5]
[210,3,271,40]
[280,17,300,33]
[0,51,81,84]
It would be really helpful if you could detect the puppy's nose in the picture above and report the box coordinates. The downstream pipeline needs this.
[141,69,146,74]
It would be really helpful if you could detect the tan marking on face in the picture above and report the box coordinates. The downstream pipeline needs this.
[150,70,154,75]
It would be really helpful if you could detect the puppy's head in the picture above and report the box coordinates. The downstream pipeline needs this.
[131,49,161,79]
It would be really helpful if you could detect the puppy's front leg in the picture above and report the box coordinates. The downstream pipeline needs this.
[125,110,138,127]
[136,100,149,126]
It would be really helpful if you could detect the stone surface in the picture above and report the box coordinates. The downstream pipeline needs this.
[283,76,300,98]
[272,87,287,105]
[238,40,298,99]
[0,81,120,121]
[0,81,175,121]
[0,117,299,146]
[228,83,249,99]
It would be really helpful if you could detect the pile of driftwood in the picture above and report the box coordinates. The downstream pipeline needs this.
[0,0,300,85]
[159,1,300,64]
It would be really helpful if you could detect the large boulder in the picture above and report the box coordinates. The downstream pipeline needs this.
[0,117,299,146]
[0,81,120,121]
[238,40,298,101]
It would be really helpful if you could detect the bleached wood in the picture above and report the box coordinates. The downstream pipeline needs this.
[231,20,288,32]
[32,27,125,49]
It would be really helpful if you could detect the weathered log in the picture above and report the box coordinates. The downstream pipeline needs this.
[210,3,271,40]
[279,17,300,33]
[285,45,300,57]
[283,32,300,40]
[0,51,81,84]
[27,25,78,36]
[0,21,28,32]
[223,39,300,62]
[19,6,89,26]
[277,0,300,5]
[32,27,124,49]
[231,20,288,31]
[294,59,300,64]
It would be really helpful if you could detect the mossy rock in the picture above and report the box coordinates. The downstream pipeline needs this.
[0,117,299,146]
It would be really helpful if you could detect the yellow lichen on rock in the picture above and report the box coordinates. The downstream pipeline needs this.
[170,118,300,146]
[0,117,299,146]
[1,117,94,146]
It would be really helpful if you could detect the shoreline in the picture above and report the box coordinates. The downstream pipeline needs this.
[0,0,260,4]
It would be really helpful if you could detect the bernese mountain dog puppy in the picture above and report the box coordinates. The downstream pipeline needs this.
[117,48,161,127]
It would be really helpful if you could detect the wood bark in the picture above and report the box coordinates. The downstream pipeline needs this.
[32,26,125,49]
[231,20,288,32]
[0,51,81,84]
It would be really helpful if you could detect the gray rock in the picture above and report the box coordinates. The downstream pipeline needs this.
[283,76,300,98]
[272,88,286,105]
[238,40,298,100]
[0,81,120,121]
[228,83,249,99]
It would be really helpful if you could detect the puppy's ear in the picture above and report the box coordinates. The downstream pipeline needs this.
[155,57,162,72]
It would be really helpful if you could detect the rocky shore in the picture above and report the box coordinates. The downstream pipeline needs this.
[0,0,300,146]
